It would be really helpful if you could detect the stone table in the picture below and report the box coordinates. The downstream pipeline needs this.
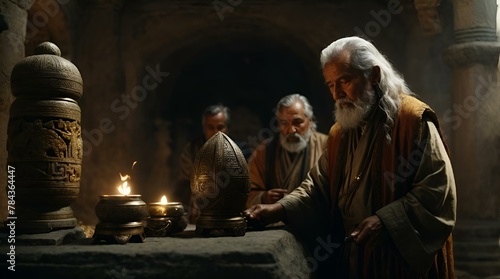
[0,225,312,279]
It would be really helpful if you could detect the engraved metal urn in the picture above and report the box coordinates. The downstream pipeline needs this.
[7,42,83,233]
[191,132,249,236]
[93,195,148,244]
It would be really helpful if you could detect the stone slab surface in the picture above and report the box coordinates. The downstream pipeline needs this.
[0,225,311,279]
[11,227,86,246]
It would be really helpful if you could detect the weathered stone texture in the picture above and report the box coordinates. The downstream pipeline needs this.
[0,226,311,279]
[0,0,33,222]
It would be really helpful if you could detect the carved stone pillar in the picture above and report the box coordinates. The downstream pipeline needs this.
[443,0,500,220]
[0,0,34,222]
[8,42,83,233]
[442,0,500,276]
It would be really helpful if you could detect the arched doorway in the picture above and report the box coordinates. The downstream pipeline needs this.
[163,39,319,190]
[165,41,312,155]
[120,17,336,205]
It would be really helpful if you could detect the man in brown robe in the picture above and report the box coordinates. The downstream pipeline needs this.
[243,37,456,279]
[246,94,328,208]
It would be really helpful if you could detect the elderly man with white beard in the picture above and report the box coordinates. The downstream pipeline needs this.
[243,37,456,279]
[246,94,328,208]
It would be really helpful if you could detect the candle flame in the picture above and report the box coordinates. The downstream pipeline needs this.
[118,181,131,195]
[119,172,130,182]
[160,195,167,204]
[116,161,137,196]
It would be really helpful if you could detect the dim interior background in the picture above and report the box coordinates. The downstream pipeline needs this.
[0,0,499,277]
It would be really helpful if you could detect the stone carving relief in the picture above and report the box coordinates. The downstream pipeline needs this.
[15,161,81,183]
[8,118,82,183]
[8,118,82,159]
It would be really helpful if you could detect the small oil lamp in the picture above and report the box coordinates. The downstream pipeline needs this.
[93,173,148,244]
[145,195,187,237]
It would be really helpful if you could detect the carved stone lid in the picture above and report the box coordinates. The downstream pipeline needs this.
[11,42,83,100]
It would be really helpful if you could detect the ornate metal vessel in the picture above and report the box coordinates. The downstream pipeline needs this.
[93,195,148,244]
[191,132,249,236]
[7,42,83,233]
[145,201,187,237]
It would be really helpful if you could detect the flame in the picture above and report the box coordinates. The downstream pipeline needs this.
[160,195,167,204]
[116,161,137,196]
[119,173,130,182]
[118,181,131,195]
[117,172,131,195]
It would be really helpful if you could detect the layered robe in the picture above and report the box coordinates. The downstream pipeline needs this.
[278,95,456,278]
[246,131,328,207]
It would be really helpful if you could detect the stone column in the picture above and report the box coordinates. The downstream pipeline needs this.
[0,0,34,221]
[71,0,125,225]
[443,0,500,220]
[442,0,500,276]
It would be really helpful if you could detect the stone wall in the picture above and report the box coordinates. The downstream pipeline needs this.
[0,0,34,222]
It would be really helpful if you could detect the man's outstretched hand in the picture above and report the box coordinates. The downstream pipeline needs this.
[242,203,287,229]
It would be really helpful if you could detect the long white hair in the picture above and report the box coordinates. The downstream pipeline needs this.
[320,36,412,142]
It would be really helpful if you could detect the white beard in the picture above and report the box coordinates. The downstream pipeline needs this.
[334,87,377,129]
[279,128,312,153]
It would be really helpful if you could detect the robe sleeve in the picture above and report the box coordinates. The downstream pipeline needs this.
[246,142,269,207]
[376,120,457,274]
[277,151,331,232]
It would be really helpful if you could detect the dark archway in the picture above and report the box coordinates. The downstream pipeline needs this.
[157,39,331,187]
[166,41,311,145]
[127,25,334,205]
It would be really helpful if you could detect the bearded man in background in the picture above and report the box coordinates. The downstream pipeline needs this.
[246,94,328,208]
